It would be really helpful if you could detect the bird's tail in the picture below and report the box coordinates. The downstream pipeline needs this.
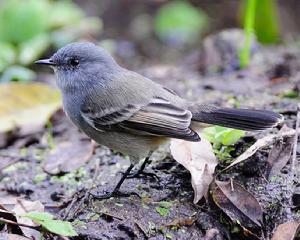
[190,105,283,131]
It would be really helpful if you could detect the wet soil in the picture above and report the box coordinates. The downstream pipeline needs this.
[0,42,299,239]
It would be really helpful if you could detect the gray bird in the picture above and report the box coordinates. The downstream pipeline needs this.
[35,42,283,198]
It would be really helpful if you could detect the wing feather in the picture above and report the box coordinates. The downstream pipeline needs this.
[80,97,200,141]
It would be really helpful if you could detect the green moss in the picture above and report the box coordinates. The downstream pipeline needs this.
[33,173,47,184]
[156,207,169,217]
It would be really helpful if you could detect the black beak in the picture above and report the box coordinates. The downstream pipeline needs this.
[35,59,56,66]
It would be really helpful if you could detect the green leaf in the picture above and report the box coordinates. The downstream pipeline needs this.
[239,0,257,68]
[200,126,217,144]
[154,1,207,45]
[23,212,54,222]
[155,207,169,217]
[240,0,280,44]
[18,34,51,65]
[202,126,245,163]
[254,0,280,44]
[0,0,49,44]
[281,90,298,99]
[24,211,77,237]
[221,129,245,146]
[202,126,245,146]
[42,219,77,237]
[48,0,83,29]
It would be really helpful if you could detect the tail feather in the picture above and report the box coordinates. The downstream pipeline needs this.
[191,106,283,131]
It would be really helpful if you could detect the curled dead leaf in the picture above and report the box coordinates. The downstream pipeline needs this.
[267,137,293,179]
[43,140,94,174]
[170,133,217,204]
[225,126,295,170]
[210,179,263,239]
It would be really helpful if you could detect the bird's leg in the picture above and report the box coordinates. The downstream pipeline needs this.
[91,164,139,199]
[127,156,151,178]
[127,153,159,180]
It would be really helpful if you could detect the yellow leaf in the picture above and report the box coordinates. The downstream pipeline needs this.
[0,83,61,133]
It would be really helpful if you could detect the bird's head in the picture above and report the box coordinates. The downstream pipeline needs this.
[35,42,119,92]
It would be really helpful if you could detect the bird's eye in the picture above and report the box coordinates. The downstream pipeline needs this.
[69,58,79,67]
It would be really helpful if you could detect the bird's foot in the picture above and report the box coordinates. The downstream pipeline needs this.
[127,169,159,180]
[89,189,140,200]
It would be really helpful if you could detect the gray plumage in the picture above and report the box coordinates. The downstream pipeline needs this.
[36,42,283,164]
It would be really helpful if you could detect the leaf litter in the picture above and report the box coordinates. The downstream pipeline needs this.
[210,179,263,239]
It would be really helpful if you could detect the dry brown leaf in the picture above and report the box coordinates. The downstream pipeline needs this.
[267,137,293,179]
[211,179,263,238]
[225,126,295,170]
[0,83,61,133]
[272,221,300,240]
[12,199,44,239]
[43,140,94,174]
[0,192,20,211]
[170,133,217,204]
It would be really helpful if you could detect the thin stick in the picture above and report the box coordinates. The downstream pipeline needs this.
[0,217,40,231]
[291,103,300,175]
[287,103,300,220]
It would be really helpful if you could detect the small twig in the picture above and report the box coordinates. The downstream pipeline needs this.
[100,211,124,221]
[0,158,21,171]
[287,103,300,220]
[16,199,30,213]
[0,154,32,172]
[230,178,234,192]
[291,103,300,176]
[0,217,40,231]
[134,220,149,238]
[62,189,85,220]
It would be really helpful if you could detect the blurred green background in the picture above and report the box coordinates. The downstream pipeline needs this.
[0,0,300,133]
[2,0,299,83]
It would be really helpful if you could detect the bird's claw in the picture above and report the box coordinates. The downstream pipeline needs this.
[127,170,159,180]
[89,189,141,200]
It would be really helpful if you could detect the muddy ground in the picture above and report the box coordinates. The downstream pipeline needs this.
[0,40,299,240]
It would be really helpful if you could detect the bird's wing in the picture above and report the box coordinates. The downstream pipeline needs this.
[80,96,200,141]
